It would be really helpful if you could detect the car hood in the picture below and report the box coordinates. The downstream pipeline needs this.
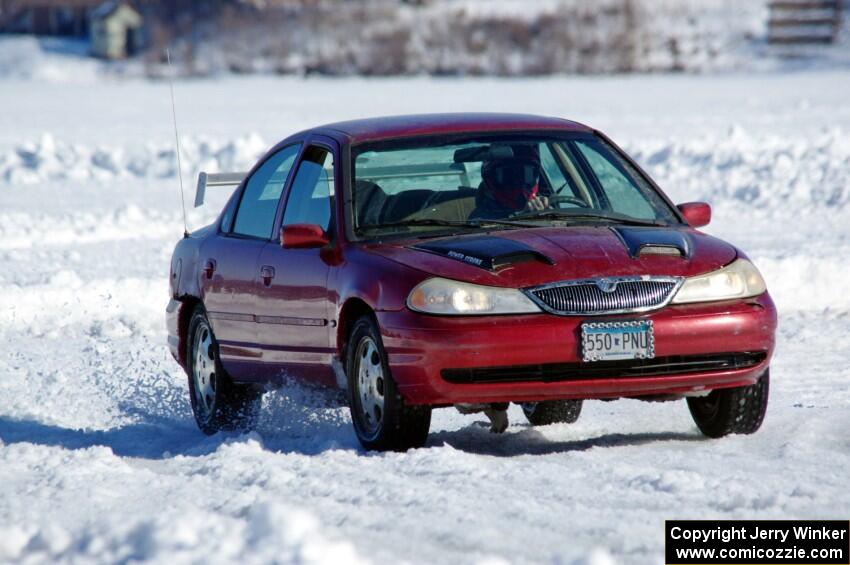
[363,225,738,288]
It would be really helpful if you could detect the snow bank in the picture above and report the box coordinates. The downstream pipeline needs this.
[0,36,103,83]
[0,132,267,187]
[0,496,365,564]
[632,126,850,211]
[0,204,180,251]
[0,273,165,339]
[4,127,849,215]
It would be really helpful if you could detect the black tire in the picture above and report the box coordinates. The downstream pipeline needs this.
[687,370,769,438]
[346,315,431,451]
[522,400,583,426]
[186,305,262,435]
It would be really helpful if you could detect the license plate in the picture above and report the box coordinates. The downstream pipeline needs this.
[581,320,654,362]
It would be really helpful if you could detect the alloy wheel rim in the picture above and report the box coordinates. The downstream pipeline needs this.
[192,322,217,419]
[355,337,385,437]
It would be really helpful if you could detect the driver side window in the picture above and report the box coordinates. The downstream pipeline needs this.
[232,143,301,239]
[282,145,335,232]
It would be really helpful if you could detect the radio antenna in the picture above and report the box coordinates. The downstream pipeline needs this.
[166,48,189,238]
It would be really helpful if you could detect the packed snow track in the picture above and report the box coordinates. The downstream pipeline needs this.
[1,70,848,564]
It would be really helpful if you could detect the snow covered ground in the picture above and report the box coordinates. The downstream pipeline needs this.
[0,69,849,564]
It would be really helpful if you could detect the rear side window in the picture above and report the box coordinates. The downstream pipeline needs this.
[282,146,335,232]
[232,143,301,238]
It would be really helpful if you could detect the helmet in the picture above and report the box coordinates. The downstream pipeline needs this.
[480,156,541,211]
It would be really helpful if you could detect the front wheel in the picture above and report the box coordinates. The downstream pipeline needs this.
[522,400,583,426]
[687,370,769,438]
[187,305,262,435]
[346,316,431,451]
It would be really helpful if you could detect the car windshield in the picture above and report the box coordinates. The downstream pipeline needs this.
[352,133,680,237]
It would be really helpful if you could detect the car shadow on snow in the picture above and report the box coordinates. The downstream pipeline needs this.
[0,381,360,459]
[427,422,703,457]
[0,415,237,460]
[0,412,704,460]
[0,378,704,459]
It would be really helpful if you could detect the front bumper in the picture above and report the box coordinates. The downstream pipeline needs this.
[378,293,777,405]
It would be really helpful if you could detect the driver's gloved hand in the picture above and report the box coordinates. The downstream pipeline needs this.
[525,195,549,212]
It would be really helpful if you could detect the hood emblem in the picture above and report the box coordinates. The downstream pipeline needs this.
[595,279,618,293]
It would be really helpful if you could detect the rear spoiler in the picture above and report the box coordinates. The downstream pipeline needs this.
[194,172,246,207]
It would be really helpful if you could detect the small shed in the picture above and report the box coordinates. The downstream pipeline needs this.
[89,1,143,59]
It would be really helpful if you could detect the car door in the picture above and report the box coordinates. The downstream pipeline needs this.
[253,141,337,382]
[201,143,301,375]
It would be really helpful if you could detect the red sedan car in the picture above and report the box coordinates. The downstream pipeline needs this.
[166,113,777,451]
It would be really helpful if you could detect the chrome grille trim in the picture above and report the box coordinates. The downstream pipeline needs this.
[524,276,684,316]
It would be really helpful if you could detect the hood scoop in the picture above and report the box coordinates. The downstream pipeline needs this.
[411,235,554,271]
[637,246,683,257]
[612,226,691,259]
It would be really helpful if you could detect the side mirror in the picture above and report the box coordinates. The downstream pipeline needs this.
[280,224,329,249]
[676,202,711,228]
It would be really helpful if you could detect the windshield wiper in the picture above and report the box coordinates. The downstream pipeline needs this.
[514,211,667,227]
[358,217,538,232]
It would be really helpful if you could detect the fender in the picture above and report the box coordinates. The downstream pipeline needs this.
[170,235,204,300]
[330,244,431,370]
[333,244,431,314]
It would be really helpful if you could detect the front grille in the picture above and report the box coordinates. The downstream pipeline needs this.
[441,352,767,384]
[526,277,681,315]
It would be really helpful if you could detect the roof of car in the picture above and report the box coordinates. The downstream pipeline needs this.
[310,113,593,143]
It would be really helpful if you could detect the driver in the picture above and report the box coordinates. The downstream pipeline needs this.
[469,156,550,220]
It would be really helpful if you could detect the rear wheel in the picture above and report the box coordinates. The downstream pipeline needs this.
[347,316,431,451]
[687,370,769,438]
[187,306,262,435]
[522,400,583,426]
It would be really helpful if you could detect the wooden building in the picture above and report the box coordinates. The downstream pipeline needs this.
[89,1,143,59]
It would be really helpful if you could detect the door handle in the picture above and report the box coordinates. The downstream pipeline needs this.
[260,265,275,287]
[203,259,216,280]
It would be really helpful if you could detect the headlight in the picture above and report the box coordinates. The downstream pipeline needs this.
[407,277,542,315]
[672,258,766,304]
